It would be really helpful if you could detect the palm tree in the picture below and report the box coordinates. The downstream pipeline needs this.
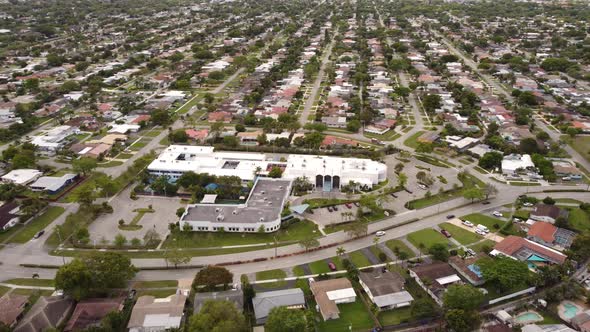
[398,251,409,268]
[336,246,345,257]
[373,237,379,248]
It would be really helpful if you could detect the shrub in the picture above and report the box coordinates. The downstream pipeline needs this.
[378,252,387,262]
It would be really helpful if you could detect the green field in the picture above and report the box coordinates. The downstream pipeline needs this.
[403,131,425,149]
[309,257,344,274]
[385,239,415,258]
[0,224,23,243]
[131,280,177,288]
[461,213,505,231]
[406,173,485,209]
[567,135,590,164]
[9,207,66,243]
[316,300,375,332]
[468,239,496,253]
[568,208,590,232]
[439,223,482,245]
[378,306,413,326]
[256,269,287,281]
[163,219,320,248]
[348,251,372,267]
[407,229,450,252]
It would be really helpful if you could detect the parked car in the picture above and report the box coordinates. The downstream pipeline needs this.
[327,206,333,212]
[492,211,503,218]
[462,220,474,227]
[345,203,352,209]
[465,249,476,257]
[446,215,455,219]
[328,262,337,271]
[405,189,413,194]
[475,229,486,235]
[418,184,428,190]
[390,193,398,198]
[33,230,45,239]
[482,201,491,205]
[514,218,522,223]
[354,202,360,207]
[523,202,534,207]
[440,229,452,238]
[376,231,386,237]
[333,205,339,211]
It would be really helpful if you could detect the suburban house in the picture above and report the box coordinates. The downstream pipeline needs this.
[0,294,28,328]
[252,288,305,325]
[30,174,78,195]
[1,169,43,185]
[448,254,487,286]
[490,235,568,267]
[64,297,125,331]
[409,262,462,305]
[526,221,576,250]
[523,324,576,332]
[358,269,414,310]
[127,294,187,332]
[0,201,20,231]
[530,204,569,223]
[14,296,75,332]
[194,289,243,313]
[501,154,534,176]
[30,125,79,156]
[310,278,356,321]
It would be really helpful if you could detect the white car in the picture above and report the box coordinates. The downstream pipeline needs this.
[523,202,534,207]
[376,231,386,237]
[418,184,428,190]
[462,220,474,227]
[514,218,522,223]
[492,211,503,218]
[475,229,486,235]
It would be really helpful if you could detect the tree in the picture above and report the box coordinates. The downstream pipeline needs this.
[478,152,503,170]
[463,187,484,203]
[223,135,239,147]
[170,129,189,143]
[543,196,555,205]
[567,127,579,138]
[188,300,248,332]
[443,284,484,311]
[114,234,127,247]
[428,243,449,262]
[55,252,136,299]
[193,266,233,291]
[336,246,346,256]
[73,185,96,206]
[346,120,361,133]
[176,207,186,218]
[445,309,480,332]
[299,238,320,252]
[151,109,171,126]
[265,306,308,332]
[397,172,408,188]
[344,222,368,239]
[54,259,92,300]
[143,228,161,247]
[422,94,442,113]
[410,298,437,319]
[268,166,283,178]
[478,256,530,292]
[164,248,192,268]
[73,157,97,176]
[483,183,498,200]
[96,176,118,197]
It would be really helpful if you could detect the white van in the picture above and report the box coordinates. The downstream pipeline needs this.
[476,224,489,233]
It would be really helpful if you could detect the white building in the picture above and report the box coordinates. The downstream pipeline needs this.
[30,125,79,156]
[179,178,291,233]
[501,154,534,175]
[148,145,388,190]
[1,169,43,185]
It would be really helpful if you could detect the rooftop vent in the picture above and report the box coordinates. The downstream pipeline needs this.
[259,217,265,222]
[261,190,265,194]
[215,208,221,213]
[216,214,224,221]
[232,210,238,215]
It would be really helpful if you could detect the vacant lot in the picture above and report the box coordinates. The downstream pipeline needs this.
[407,229,450,252]
[439,222,482,245]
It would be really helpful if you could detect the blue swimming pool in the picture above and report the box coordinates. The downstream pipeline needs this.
[563,302,580,319]
[514,311,543,323]
[467,264,483,278]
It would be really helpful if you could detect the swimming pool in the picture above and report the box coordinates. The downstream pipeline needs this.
[467,264,483,278]
[563,302,580,319]
[514,311,543,323]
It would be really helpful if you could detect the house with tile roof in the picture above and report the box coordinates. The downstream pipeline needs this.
[490,235,568,267]
[310,278,356,321]
[526,221,576,250]
[530,204,569,224]
[410,262,461,305]
[14,296,74,332]
[64,297,125,331]
[0,294,28,327]
[359,269,413,310]
[252,288,305,325]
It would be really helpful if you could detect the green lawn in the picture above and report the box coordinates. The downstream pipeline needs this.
[163,219,320,248]
[9,207,65,243]
[415,155,451,168]
[385,239,414,258]
[406,173,485,209]
[309,257,344,274]
[378,306,413,325]
[0,224,23,243]
[3,278,55,287]
[513,210,531,220]
[407,229,450,252]
[0,286,10,297]
[403,131,425,149]
[461,213,505,231]
[116,153,134,159]
[97,160,124,167]
[303,198,355,209]
[439,223,482,245]
[143,130,162,137]
[136,289,177,298]
[369,246,387,262]
[316,300,375,332]
[468,239,496,253]
[131,280,177,288]
[567,135,590,164]
[568,208,590,232]
[256,269,287,281]
[348,251,372,267]
[292,266,306,277]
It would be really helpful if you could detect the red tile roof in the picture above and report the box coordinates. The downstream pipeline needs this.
[494,235,566,264]
[527,222,556,243]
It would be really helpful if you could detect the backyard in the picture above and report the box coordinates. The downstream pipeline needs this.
[316,300,375,332]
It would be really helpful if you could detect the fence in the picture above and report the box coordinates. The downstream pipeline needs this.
[488,286,536,305]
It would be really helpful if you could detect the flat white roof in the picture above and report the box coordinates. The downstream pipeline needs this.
[326,288,356,301]
[435,274,461,285]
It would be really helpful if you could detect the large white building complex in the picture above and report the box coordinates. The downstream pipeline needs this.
[148,145,387,191]
[179,178,292,233]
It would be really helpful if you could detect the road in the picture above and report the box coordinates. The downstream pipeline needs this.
[298,35,336,126]
[1,183,585,281]
[432,29,590,172]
